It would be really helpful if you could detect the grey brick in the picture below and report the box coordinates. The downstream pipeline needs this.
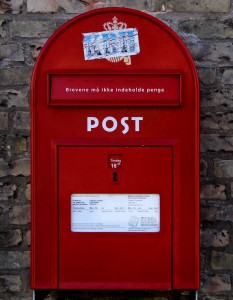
[27,0,58,13]
[111,0,151,10]
[152,0,230,12]
[0,251,30,269]
[0,182,17,200]
[222,69,233,84]
[10,21,59,38]
[200,159,208,177]
[211,251,233,270]
[198,68,217,85]
[214,160,233,178]
[30,40,47,59]
[179,19,233,39]
[0,229,22,247]
[0,0,23,14]
[201,229,229,247]
[201,274,231,293]
[9,205,30,225]
[0,44,24,61]
[10,158,30,176]
[203,42,233,63]
[13,111,30,130]
[57,0,86,13]
[0,112,8,130]
[0,158,9,177]
[0,68,32,86]
[26,184,30,201]
[201,88,233,108]
[0,275,22,292]
[201,206,233,222]
[6,135,27,154]
[201,184,226,200]
[201,135,233,152]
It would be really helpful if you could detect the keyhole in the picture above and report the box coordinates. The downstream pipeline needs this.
[113,172,118,182]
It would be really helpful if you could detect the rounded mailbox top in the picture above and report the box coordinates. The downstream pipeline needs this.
[32,7,198,74]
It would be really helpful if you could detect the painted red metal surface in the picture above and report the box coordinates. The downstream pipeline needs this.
[31,7,200,290]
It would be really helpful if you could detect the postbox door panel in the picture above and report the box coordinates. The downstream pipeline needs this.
[59,145,173,289]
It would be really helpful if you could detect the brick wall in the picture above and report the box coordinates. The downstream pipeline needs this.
[0,0,233,299]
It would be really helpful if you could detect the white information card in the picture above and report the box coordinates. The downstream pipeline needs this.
[71,194,160,233]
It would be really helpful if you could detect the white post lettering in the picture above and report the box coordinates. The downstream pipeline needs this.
[102,117,117,132]
[87,117,99,131]
[121,117,129,134]
[131,117,143,131]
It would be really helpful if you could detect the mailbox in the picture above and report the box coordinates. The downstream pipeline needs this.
[31,7,199,294]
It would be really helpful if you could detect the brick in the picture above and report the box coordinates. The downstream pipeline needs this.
[214,160,233,178]
[0,20,6,38]
[201,274,231,293]
[0,275,22,292]
[0,135,27,156]
[10,21,58,38]
[0,0,23,14]
[0,229,22,247]
[183,0,228,12]
[56,0,86,13]
[11,297,33,300]
[27,0,58,12]
[201,135,233,152]
[0,112,8,130]
[211,251,233,270]
[10,158,30,176]
[30,40,47,59]
[9,205,30,225]
[201,297,231,300]
[198,68,217,85]
[185,41,205,62]
[152,0,230,12]
[0,68,32,86]
[200,159,208,177]
[201,112,220,130]
[222,69,233,84]
[178,19,233,39]
[201,229,229,247]
[201,184,226,200]
[201,206,233,222]
[231,183,233,198]
[13,111,30,130]
[201,111,233,130]
[25,230,31,246]
[203,42,233,63]
[82,0,112,11]
[0,89,28,108]
[6,135,27,154]
[0,44,24,61]
[0,158,9,177]
[111,0,151,10]
[201,88,233,108]
[0,251,30,269]
[0,182,17,200]
[26,184,30,201]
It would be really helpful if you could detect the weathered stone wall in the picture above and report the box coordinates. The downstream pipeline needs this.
[0,0,233,299]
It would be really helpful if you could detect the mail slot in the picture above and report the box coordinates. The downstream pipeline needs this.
[31,7,200,294]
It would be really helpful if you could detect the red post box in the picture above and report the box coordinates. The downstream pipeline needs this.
[31,7,199,296]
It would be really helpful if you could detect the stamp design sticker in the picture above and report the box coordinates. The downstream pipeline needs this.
[83,17,140,65]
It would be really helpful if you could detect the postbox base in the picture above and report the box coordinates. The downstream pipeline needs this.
[33,289,199,300]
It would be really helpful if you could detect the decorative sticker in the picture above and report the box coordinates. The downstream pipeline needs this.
[82,17,140,65]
